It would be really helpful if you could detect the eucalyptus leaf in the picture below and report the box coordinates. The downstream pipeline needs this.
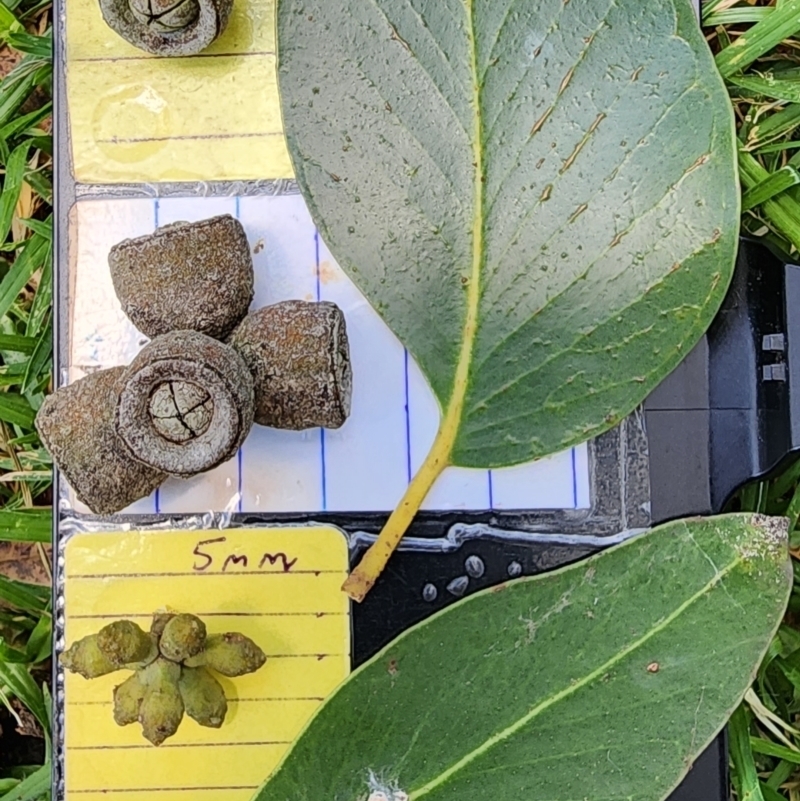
[276,0,738,465]
[277,0,739,597]
[253,514,790,801]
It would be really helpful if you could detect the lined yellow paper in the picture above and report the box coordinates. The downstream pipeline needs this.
[65,0,292,183]
[63,527,350,801]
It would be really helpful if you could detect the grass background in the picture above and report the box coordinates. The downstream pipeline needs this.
[1,0,800,799]
[0,0,54,794]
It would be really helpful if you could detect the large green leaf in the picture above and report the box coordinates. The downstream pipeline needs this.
[253,514,790,801]
[276,0,739,597]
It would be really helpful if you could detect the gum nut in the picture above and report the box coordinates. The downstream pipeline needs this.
[178,666,227,728]
[100,0,232,57]
[129,0,200,31]
[113,673,146,726]
[138,659,184,746]
[114,331,255,477]
[159,614,207,662]
[108,215,253,339]
[186,632,267,677]
[150,612,176,640]
[229,300,352,430]
[35,368,167,515]
[60,635,119,679]
[97,620,155,666]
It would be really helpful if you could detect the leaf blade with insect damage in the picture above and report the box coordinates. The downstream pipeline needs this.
[276,0,739,597]
[252,514,791,801]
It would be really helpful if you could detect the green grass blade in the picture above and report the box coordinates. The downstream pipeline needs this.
[750,735,800,763]
[0,234,47,320]
[24,613,49,663]
[730,705,767,801]
[0,0,20,35]
[0,471,50,483]
[742,165,800,210]
[748,104,800,148]
[717,0,800,78]
[761,782,787,801]
[26,241,51,337]
[0,663,48,736]
[3,31,50,59]
[0,72,35,130]
[0,574,47,612]
[706,8,774,26]
[766,759,795,789]
[16,215,49,240]
[0,334,36,354]
[21,316,50,394]
[731,73,800,104]
[739,149,800,250]
[21,168,49,203]
[0,102,51,142]
[769,457,800,501]
[0,143,28,242]
[757,139,800,156]
[703,0,741,20]
[0,636,29,663]
[0,392,35,427]
[23,136,49,159]
[0,762,50,801]
[18,0,54,19]
[0,508,50,542]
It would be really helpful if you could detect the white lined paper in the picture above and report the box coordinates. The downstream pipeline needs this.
[68,194,591,515]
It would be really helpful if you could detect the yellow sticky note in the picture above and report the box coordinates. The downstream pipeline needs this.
[63,527,351,801]
[65,0,293,183]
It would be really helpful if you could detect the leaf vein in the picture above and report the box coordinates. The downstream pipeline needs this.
[472,128,707,386]
[363,0,473,142]
[483,0,615,163]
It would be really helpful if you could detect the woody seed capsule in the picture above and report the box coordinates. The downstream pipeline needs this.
[150,612,175,641]
[115,330,254,476]
[99,0,232,57]
[229,300,352,430]
[109,215,253,340]
[35,368,167,514]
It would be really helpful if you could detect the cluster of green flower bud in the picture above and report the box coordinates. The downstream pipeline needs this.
[61,612,267,746]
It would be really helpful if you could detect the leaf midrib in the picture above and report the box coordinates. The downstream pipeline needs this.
[408,552,741,799]
[339,0,486,600]
[432,0,483,456]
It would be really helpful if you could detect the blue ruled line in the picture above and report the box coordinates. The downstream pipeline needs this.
[153,198,161,515]
[571,448,578,509]
[235,196,243,512]
[320,429,327,511]
[315,230,327,510]
[404,349,412,484]
[237,449,243,512]
[314,230,321,303]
